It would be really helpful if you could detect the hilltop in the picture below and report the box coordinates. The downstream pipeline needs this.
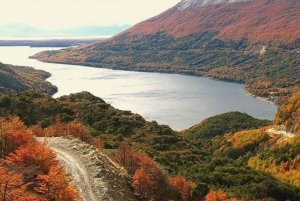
[31,0,300,103]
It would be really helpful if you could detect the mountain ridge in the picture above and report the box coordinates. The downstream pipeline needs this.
[177,0,253,10]
[121,0,300,43]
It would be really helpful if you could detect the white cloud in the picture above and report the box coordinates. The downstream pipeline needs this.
[0,0,180,29]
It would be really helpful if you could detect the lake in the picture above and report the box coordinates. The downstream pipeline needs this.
[0,46,277,131]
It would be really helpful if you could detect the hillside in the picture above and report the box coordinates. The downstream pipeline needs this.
[0,62,57,95]
[1,90,300,200]
[31,0,300,103]
[124,0,300,43]
[275,91,300,133]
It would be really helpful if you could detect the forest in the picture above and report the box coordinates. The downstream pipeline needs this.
[0,89,299,200]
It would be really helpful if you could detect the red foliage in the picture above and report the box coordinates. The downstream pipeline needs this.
[122,0,300,44]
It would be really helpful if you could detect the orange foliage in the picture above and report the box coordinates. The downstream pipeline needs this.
[35,166,82,201]
[0,116,34,158]
[205,190,227,201]
[131,152,170,200]
[170,175,195,201]
[0,117,83,200]
[29,125,45,137]
[132,168,155,200]
[66,121,88,141]
[275,91,300,133]
[45,118,89,141]
[5,141,58,173]
[0,166,42,201]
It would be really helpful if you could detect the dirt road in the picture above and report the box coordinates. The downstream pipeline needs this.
[267,127,295,142]
[37,137,136,201]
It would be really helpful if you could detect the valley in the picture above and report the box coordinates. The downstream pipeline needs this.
[0,0,299,200]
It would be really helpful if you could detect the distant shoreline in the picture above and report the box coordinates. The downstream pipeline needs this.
[0,37,108,47]
[0,35,112,40]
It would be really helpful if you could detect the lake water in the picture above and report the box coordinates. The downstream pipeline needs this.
[0,46,277,131]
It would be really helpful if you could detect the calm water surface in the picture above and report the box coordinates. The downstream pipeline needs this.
[0,46,277,130]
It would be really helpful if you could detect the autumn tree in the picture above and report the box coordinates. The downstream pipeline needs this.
[45,118,89,141]
[114,141,133,173]
[205,190,228,201]
[89,137,102,151]
[65,121,89,141]
[5,141,58,173]
[0,166,42,201]
[35,166,82,201]
[45,117,65,137]
[169,175,195,201]
[132,168,154,200]
[131,152,170,201]
[0,116,34,158]
[29,125,45,137]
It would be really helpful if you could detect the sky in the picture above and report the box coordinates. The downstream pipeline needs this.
[0,0,181,29]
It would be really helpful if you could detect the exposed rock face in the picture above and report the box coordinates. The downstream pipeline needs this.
[177,0,253,10]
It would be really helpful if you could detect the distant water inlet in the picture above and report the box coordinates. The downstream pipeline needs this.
[0,46,277,130]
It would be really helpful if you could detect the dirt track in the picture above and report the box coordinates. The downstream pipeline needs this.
[37,137,136,201]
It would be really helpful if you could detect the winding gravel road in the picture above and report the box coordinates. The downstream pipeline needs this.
[37,137,136,201]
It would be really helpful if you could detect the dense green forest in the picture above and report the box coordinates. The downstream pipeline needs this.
[0,62,57,95]
[1,90,300,200]
[32,32,300,103]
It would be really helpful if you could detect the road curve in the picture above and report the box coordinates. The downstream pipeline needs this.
[37,137,96,201]
[36,136,136,201]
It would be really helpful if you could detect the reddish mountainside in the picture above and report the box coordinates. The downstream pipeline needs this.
[120,0,300,44]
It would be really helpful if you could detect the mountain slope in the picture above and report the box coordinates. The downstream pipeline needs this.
[123,0,300,43]
[275,91,300,133]
[0,62,57,95]
[31,0,300,103]
[1,91,300,200]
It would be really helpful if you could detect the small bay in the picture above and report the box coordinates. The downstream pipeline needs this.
[0,46,277,130]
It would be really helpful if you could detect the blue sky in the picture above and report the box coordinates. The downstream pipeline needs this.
[0,0,181,29]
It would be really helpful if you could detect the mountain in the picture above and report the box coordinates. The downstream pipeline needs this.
[124,0,300,43]
[31,0,300,104]
[0,62,57,95]
[0,23,130,38]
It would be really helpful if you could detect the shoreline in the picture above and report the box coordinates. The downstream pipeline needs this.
[244,89,277,106]
[32,54,279,107]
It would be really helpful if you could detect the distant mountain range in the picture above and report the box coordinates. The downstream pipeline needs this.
[32,0,300,103]
[0,23,130,38]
